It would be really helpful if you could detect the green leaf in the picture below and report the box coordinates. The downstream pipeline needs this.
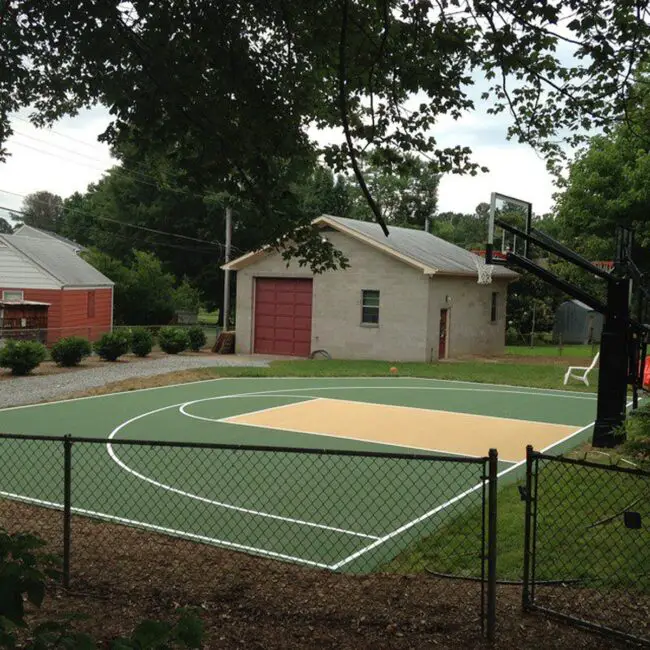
[173,610,204,648]
[26,581,45,608]
[130,619,173,647]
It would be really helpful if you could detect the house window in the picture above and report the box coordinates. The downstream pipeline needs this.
[361,290,380,325]
[2,290,24,302]
[491,292,498,322]
[87,291,96,318]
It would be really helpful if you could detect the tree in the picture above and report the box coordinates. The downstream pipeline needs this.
[297,166,355,220]
[348,153,439,228]
[82,248,178,325]
[430,204,489,249]
[19,191,64,232]
[0,217,13,234]
[2,1,649,267]
[553,67,650,279]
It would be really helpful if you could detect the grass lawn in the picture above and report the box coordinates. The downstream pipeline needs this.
[505,344,598,358]
[384,453,650,588]
[198,308,220,325]
[206,359,597,393]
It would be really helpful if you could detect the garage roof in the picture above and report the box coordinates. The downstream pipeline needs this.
[223,214,518,279]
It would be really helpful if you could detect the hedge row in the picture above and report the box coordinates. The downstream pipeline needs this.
[0,326,208,376]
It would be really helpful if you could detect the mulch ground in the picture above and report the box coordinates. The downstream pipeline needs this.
[0,500,632,649]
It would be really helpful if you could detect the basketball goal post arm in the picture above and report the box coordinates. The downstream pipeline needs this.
[492,219,613,282]
[489,218,648,447]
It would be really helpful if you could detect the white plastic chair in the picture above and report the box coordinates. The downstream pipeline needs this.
[563,352,600,386]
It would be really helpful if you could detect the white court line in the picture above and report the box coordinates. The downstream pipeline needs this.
[248,395,581,430]
[107,400,379,541]
[0,490,331,569]
[0,374,597,414]
[408,375,599,397]
[216,398,318,422]
[330,399,636,570]
[181,395,508,461]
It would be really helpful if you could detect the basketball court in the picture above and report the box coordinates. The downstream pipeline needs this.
[0,376,598,571]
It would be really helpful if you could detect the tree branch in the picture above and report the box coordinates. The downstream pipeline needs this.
[338,0,388,236]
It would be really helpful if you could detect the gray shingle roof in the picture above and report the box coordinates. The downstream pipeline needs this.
[322,216,518,278]
[1,235,113,287]
[12,224,85,251]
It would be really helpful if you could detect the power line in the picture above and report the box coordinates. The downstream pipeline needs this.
[0,190,232,252]
[12,130,115,165]
[12,114,104,150]
[9,123,227,203]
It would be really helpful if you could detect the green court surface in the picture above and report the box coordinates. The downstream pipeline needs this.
[0,377,597,572]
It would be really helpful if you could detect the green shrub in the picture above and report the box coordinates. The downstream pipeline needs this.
[0,340,47,375]
[187,326,207,352]
[158,326,189,354]
[94,331,130,361]
[131,328,154,357]
[50,336,92,367]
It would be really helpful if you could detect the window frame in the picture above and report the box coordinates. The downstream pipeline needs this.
[361,289,380,326]
[2,289,24,302]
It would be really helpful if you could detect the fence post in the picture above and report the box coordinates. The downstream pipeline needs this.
[486,448,498,642]
[63,435,72,588]
[522,445,534,610]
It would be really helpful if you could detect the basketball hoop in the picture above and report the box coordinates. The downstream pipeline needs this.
[474,256,494,285]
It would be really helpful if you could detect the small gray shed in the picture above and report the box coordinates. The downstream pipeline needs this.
[553,300,604,344]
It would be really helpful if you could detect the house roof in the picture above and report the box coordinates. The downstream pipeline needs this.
[223,215,518,280]
[12,224,85,251]
[0,235,113,287]
[566,299,596,312]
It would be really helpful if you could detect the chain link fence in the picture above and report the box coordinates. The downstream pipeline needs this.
[0,433,498,638]
[523,446,650,645]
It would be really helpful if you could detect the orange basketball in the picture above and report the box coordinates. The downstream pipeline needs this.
[389,366,398,375]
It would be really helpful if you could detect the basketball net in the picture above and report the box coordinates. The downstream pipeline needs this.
[474,256,494,285]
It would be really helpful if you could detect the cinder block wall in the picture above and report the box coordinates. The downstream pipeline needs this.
[427,276,509,359]
[234,231,430,361]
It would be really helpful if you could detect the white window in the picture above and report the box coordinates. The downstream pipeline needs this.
[361,290,380,325]
[2,290,24,302]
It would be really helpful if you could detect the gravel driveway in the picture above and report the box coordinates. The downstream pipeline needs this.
[0,355,270,409]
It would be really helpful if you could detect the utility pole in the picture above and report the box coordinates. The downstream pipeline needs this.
[222,206,232,331]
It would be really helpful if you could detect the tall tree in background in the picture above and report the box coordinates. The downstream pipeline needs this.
[349,153,439,228]
[430,203,489,248]
[2,1,649,269]
[18,191,64,232]
[554,67,650,273]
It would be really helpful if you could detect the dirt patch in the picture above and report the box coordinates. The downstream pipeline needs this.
[0,500,627,649]
[62,368,217,399]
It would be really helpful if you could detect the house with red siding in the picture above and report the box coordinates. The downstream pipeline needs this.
[0,229,113,344]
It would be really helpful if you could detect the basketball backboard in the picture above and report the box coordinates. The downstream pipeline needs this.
[486,192,533,265]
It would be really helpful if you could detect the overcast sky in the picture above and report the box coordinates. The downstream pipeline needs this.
[0,102,561,224]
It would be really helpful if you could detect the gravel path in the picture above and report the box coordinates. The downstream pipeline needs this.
[0,355,270,409]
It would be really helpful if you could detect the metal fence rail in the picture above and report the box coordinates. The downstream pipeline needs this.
[523,445,650,645]
[0,433,498,638]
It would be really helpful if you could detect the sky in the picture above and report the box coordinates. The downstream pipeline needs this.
[0,102,561,224]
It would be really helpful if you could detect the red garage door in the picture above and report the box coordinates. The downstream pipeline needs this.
[254,278,313,356]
